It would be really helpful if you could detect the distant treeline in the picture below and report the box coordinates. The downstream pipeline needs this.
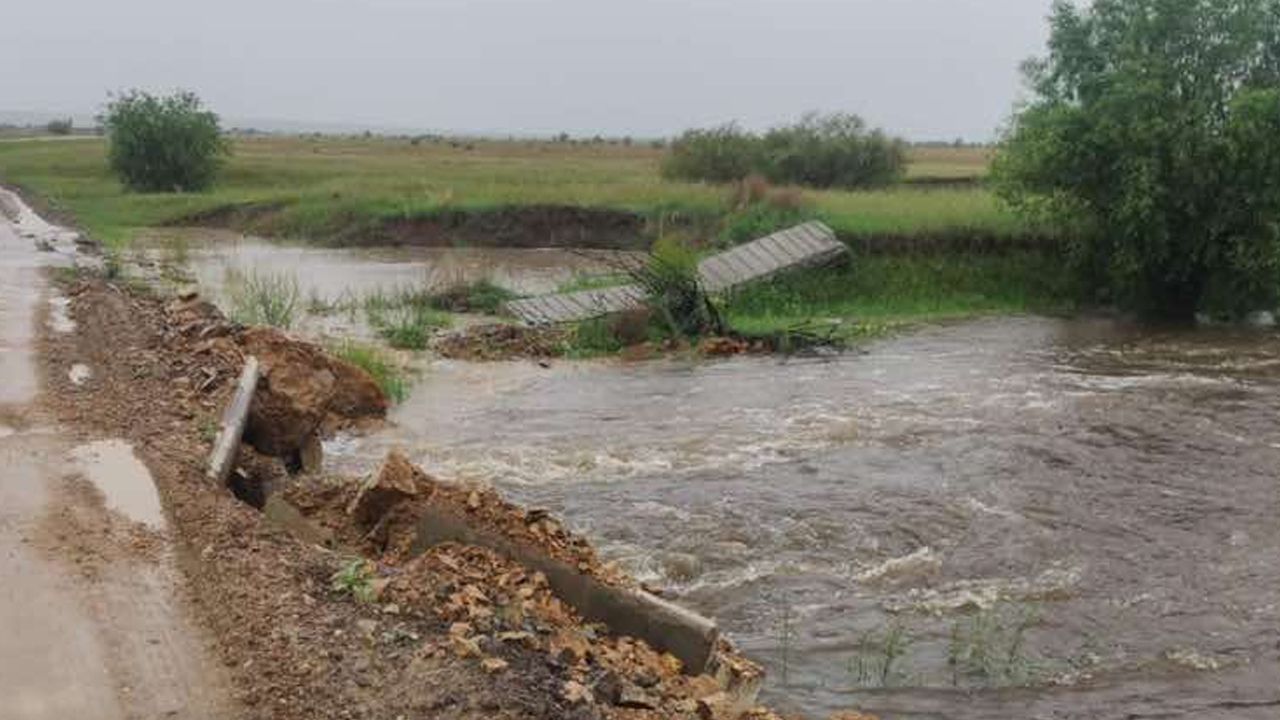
[660,112,906,190]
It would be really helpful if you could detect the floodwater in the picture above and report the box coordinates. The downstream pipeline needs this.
[170,235,1280,718]
[143,229,635,301]
[328,316,1280,719]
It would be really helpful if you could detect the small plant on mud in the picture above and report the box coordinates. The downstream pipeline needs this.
[332,341,408,403]
[331,559,377,603]
[368,304,451,350]
[227,269,300,328]
[948,603,1042,687]
[848,621,914,687]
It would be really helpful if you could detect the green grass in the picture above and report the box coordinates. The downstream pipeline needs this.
[0,136,1028,250]
[331,341,409,403]
[723,253,1076,337]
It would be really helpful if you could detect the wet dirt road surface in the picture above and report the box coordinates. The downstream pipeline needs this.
[0,192,233,719]
[332,317,1280,719]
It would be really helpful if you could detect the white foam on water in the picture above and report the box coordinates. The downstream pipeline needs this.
[855,547,942,585]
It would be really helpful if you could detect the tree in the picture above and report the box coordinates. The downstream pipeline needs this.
[103,90,229,192]
[994,0,1280,319]
[45,118,73,135]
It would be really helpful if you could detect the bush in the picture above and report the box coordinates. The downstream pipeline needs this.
[660,123,760,183]
[103,89,229,192]
[994,0,1280,320]
[46,118,73,135]
[758,112,906,189]
[661,113,906,190]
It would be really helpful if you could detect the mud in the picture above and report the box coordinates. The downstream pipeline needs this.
[331,317,1280,718]
[1,188,235,719]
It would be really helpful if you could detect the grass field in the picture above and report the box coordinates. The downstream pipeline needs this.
[0,134,1070,342]
[0,136,1025,250]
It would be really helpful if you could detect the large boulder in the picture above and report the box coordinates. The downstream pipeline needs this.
[239,327,388,459]
[347,450,429,527]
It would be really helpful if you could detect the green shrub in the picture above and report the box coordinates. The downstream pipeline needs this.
[629,237,724,338]
[103,89,229,192]
[994,0,1280,320]
[661,123,759,183]
[46,118,73,136]
[661,113,906,190]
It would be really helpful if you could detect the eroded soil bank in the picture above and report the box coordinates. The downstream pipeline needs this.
[170,204,654,250]
[35,274,828,719]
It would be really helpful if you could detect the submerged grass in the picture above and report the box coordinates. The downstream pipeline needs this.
[226,268,300,328]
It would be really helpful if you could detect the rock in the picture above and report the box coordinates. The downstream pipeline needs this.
[347,451,425,527]
[592,670,622,705]
[239,327,387,459]
[615,683,658,710]
[562,680,593,705]
[298,433,324,474]
[480,657,508,674]
[696,693,734,720]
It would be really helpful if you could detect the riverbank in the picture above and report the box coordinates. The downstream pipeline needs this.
[0,135,1073,357]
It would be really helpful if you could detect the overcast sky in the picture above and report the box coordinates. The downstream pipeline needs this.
[5,0,1054,140]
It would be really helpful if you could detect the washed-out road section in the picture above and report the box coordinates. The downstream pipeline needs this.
[0,189,234,719]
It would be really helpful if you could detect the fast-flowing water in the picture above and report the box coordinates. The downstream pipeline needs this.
[172,237,1280,718]
[329,316,1280,719]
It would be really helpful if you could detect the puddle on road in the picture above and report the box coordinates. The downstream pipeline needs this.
[68,364,91,386]
[70,440,166,530]
[1,189,80,406]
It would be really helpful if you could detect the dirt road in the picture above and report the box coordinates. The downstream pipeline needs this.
[0,192,235,719]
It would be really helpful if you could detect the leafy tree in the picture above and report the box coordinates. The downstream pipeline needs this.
[994,0,1280,319]
[103,90,229,192]
[45,118,73,135]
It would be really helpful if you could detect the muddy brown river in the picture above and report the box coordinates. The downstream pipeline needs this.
[172,237,1280,718]
[328,317,1280,719]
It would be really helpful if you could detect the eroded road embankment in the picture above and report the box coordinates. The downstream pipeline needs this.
[0,191,235,719]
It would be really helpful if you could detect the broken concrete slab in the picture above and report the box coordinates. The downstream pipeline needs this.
[207,356,259,485]
[411,505,719,674]
[503,221,847,325]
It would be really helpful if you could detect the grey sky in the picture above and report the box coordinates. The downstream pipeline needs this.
[5,0,1053,141]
